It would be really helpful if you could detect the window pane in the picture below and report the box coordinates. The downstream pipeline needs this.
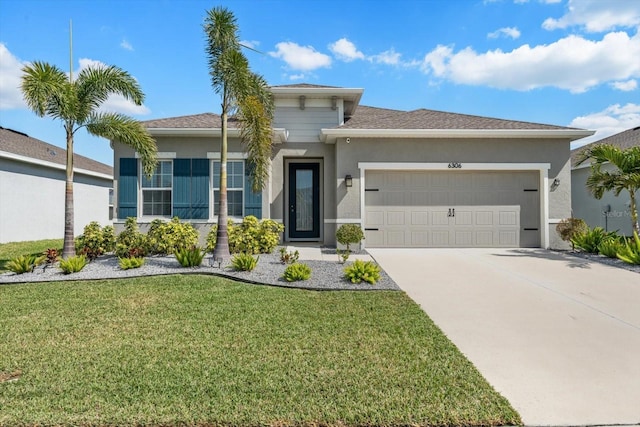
[295,169,314,231]
[143,190,171,216]
[142,161,172,188]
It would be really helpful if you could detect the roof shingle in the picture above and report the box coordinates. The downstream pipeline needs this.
[571,126,640,166]
[0,127,113,176]
[341,105,574,130]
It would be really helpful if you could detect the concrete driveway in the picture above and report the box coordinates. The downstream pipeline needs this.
[368,248,640,426]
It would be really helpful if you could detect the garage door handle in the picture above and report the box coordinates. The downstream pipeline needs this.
[365,188,379,192]
[448,208,455,217]
[365,228,379,231]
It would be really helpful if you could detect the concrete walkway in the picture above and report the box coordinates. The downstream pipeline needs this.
[368,248,640,427]
[285,244,374,262]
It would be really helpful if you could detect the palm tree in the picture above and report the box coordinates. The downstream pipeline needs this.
[21,61,157,258]
[576,144,640,234]
[204,7,275,261]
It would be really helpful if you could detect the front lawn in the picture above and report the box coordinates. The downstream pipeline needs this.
[0,275,520,426]
[0,239,62,272]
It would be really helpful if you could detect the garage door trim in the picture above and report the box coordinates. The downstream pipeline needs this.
[357,162,551,249]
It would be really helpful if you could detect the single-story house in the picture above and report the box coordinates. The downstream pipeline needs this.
[571,126,640,236]
[112,83,593,249]
[0,126,113,243]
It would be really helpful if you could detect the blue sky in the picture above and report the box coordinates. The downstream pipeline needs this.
[1,0,639,167]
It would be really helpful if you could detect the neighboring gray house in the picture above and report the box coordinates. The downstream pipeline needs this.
[571,126,640,236]
[0,127,113,243]
[112,84,592,249]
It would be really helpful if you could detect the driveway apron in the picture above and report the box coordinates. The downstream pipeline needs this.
[368,248,640,426]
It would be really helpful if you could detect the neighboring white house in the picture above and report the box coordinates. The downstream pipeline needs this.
[0,127,113,243]
[112,83,593,249]
[571,126,640,236]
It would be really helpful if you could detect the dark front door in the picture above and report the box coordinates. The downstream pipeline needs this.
[288,162,320,239]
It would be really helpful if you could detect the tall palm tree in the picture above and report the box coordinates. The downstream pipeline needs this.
[204,7,274,261]
[21,61,157,258]
[576,144,640,234]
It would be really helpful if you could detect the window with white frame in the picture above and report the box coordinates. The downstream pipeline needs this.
[213,160,244,217]
[142,160,172,216]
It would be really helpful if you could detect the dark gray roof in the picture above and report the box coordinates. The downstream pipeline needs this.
[341,105,574,130]
[142,113,240,129]
[0,127,113,176]
[571,126,640,166]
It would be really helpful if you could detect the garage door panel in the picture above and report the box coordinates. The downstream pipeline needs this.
[387,211,406,225]
[364,170,538,248]
[411,211,429,225]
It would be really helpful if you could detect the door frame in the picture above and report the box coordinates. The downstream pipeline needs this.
[284,158,323,242]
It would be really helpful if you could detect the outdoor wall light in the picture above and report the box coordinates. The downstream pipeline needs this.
[345,174,353,187]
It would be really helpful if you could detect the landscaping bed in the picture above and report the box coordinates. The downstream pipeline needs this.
[0,250,400,290]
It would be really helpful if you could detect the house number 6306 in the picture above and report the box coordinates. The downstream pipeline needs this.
[448,162,462,168]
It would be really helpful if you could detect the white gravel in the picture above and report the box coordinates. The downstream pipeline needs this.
[0,250,400,291]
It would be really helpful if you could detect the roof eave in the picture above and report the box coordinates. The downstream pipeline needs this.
[0,151,113,180]
[320,128,595,144]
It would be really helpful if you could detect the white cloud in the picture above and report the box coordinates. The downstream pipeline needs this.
[120,39,133,51]
[611,79,638,91]
[421,30,640,93]
[289,73,305,81]
[0,43,27,110]
[543,0,640,32]
[488,27,521,39]
[570,103,640,147]
[369,48,402,65]
[269,42,331,71]
[329,38,365,62]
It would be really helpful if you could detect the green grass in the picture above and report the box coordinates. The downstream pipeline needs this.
[0,239,62,272]
[0,275,520,426]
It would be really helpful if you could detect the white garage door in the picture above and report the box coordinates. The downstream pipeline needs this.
[364,170,540,248]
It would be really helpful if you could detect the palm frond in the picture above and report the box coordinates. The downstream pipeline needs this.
[20,61,68,117]
[239,95,273,191]
[75,65,145,122]
[86,112,157,177]
[204,6,240,95]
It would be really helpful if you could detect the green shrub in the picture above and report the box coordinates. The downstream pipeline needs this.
[118,256,145,270]
[175,246,205,267]
[59,255,88,274]
[282,262,312,282]
[231,253,259,271]
[147,217,198,255]
[207,216,284,254]
[6,254,43,274]
[344,259,381,285]
[571,227,616,254]
[115,218,148,258]
[336,224,364,252]
[598,237,626,258]
[617,231,640,265]
[75,222,115,260]
[279,247,299,264]
[556,218,588,250]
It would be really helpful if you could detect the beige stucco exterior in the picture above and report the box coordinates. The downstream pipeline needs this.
[112,85,589,249]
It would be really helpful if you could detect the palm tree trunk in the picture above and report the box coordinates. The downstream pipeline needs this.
[62,125,75,259]
[212,104,231,261]
[629,190,639,235]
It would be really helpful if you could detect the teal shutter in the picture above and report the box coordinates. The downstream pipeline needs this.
[244,166,262,218]
[173,159,191,218]
[172,159,210,219]
[118,158,137,219]
[191,159,209,219]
